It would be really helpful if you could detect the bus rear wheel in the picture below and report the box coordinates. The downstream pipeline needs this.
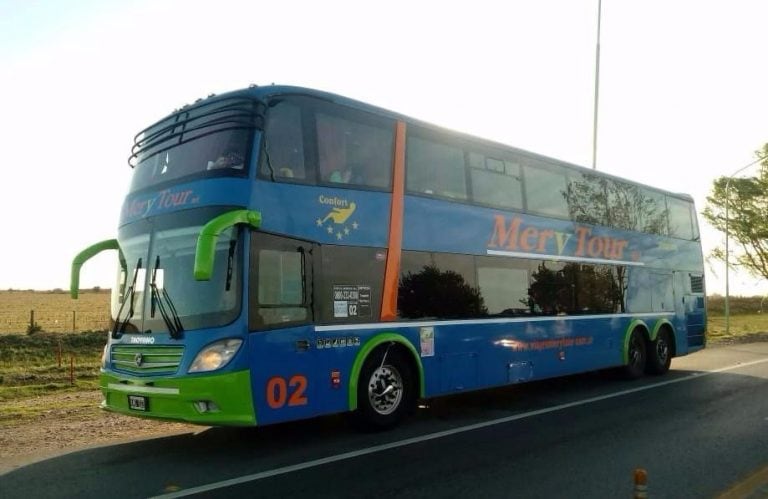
[623,329,647,379]
[646,329,672,375]
[353,347,415,430]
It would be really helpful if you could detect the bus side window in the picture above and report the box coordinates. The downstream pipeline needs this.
[398,251,482,319]
[316,108,394,190]
[523,160,569,219]
[249,233,312,330]
[405,133,467,200]
[263,101,306,180]
[468,151,523,210]
[667,196,695,240]
[476,257,530,316]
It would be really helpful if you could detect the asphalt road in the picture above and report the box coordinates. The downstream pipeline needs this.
[2,342,767,499]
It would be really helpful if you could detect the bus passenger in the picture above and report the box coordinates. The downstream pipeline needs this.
[330,163,364,184]
[207,151,244,170]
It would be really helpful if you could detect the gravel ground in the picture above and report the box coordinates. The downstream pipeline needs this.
[0,390,201,475]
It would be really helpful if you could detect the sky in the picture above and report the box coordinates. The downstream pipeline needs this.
[0,0,766,296]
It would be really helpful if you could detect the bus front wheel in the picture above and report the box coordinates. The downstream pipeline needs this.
[353,347,415,430]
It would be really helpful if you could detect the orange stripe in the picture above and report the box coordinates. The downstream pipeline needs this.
[381,121,406,321]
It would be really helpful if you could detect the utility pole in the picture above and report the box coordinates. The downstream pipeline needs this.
[724,156,764,335]
[592,0,602,170]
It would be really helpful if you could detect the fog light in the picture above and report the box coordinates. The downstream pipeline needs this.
[193,400,220,413]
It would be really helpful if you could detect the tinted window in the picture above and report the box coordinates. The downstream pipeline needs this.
[528,261,625,315]
[398,251,485,319]
[637,188,668,235]
[262,101,306,180]
[318,246,386,323]
[317,111,394,189]
[131,129,250,192]
[258,250,303,305]
[667,197,694,240]
[469,152,523,210]
[566,173,609,225]
[259,98,394,190]
[476,257,530,315]
[523,160,569,218]
[406,134,467,200]
[249,233,311,329]
[130,98,258,192]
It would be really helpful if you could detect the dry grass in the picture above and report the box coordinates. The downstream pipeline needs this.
[0,289,111,334]
[707,313,768,344]
[0,332,104,402]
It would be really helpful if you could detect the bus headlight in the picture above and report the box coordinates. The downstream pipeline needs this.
[189,339,243,373]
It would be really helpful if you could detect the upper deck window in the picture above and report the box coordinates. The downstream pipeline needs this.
[566,172,609,225]
[317,112,393,189]
[129,98,258,192]
[468,151,523,210]
[667,196,696,240]
[406,132,467,200]
[635,188,668,236]
[260,97,394,190]
[523,159,569,219]
[262,101,306,180]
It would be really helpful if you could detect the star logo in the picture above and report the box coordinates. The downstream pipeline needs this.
[317,199,360,241]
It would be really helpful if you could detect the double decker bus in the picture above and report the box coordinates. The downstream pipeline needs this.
[72,85,706,429]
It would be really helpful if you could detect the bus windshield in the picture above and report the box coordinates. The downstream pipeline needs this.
[112,208,243,334]
[129,128,251,192]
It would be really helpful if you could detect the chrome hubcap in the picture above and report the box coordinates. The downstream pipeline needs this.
[368,365,403,415]
[656,337,669,363]
[629,337,642,366]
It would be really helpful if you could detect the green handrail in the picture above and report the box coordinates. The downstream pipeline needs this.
[70,239,124,299]
[194,209,261,281]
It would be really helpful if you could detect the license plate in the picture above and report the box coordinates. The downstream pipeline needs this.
[128,395,148,411]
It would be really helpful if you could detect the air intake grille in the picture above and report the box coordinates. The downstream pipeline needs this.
[110,345,184,375]
[690,274,704,294]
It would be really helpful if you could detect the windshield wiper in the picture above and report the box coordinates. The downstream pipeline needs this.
[112,258,142,339]
[150,255,184,339]
[225,239,237,291]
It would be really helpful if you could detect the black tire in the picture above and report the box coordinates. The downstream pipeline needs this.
[645,328,672,375]
[623,329,647,379]
[352,347,415,431]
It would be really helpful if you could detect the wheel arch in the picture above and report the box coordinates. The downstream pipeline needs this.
[348,332,425,411]
[651,319,677,357]
[622,319,650,365]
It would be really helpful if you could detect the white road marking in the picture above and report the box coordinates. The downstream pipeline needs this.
[152,357,768,499]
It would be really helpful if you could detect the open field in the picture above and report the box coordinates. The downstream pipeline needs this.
[0,289,111,334]
[707,314,768,343]
[0,331,104,404]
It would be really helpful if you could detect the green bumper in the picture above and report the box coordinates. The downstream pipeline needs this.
[100,369,256,426]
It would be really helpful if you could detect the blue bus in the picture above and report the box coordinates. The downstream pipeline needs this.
[71,85,706,429]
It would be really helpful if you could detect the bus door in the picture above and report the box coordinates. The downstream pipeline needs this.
[248,233,317,425]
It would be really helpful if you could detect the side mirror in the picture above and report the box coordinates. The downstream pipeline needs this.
[194,210,261,281]
[71,239,125,299]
